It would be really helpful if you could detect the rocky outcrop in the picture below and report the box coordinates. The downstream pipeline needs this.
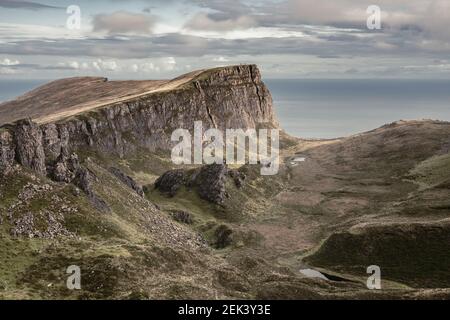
[190,164,229,205]
[154,169,186,197]
[73,166,109,212]
[52,153,80,183]
[14,119,46,176]
[109,167,144,197]
[155,164,245,205]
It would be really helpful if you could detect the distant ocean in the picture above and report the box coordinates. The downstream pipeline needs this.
[1,79,450,139]
[266,79,450,139]
[0,79,47,102]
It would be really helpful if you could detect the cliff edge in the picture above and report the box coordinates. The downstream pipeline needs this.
[0,64,278,174]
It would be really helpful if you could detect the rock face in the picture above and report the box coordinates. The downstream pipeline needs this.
[0,65,277,178]
[14,119,47,176]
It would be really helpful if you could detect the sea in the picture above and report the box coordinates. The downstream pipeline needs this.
[1,79,450,139]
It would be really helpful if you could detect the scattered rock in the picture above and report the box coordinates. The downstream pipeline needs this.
[52,153,80,183]
[17,183,52,203]
[10,210,74,239]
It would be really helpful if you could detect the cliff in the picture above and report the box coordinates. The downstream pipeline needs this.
[0,64,278,175]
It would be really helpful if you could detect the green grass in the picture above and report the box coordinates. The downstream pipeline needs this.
[0,236,47,296]
[408,153,450,188]
[146,186,218,227]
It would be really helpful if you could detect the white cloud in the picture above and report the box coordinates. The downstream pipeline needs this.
[68,61,79,69]
[56,59,118,72]
[131,62,160,73]
[161,57,176,71]
[0,67,16,74]
[0,57,19,66]
[130,58,177,73]
[213,56,229,62]
[92,59,118,71]
[131,64,139,72]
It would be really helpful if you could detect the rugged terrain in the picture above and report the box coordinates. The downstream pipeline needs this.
[0,65,449,299]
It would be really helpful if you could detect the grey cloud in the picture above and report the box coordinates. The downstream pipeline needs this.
[184,12,256,31]
[184,0,257,31]
[1,63,78,70]
[187,0,450,45]
[93,11,157,35]
[189,0,252,20]
[1,31,448,61]
[0,0,62,10]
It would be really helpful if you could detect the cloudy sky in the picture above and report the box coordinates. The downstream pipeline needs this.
[0,0,450,79]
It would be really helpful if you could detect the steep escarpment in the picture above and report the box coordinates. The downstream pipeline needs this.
[0,65,277,175]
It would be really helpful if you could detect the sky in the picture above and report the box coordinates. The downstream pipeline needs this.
[0,0,450,80]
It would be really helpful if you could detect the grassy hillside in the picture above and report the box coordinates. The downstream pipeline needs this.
[1,120,450,299]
